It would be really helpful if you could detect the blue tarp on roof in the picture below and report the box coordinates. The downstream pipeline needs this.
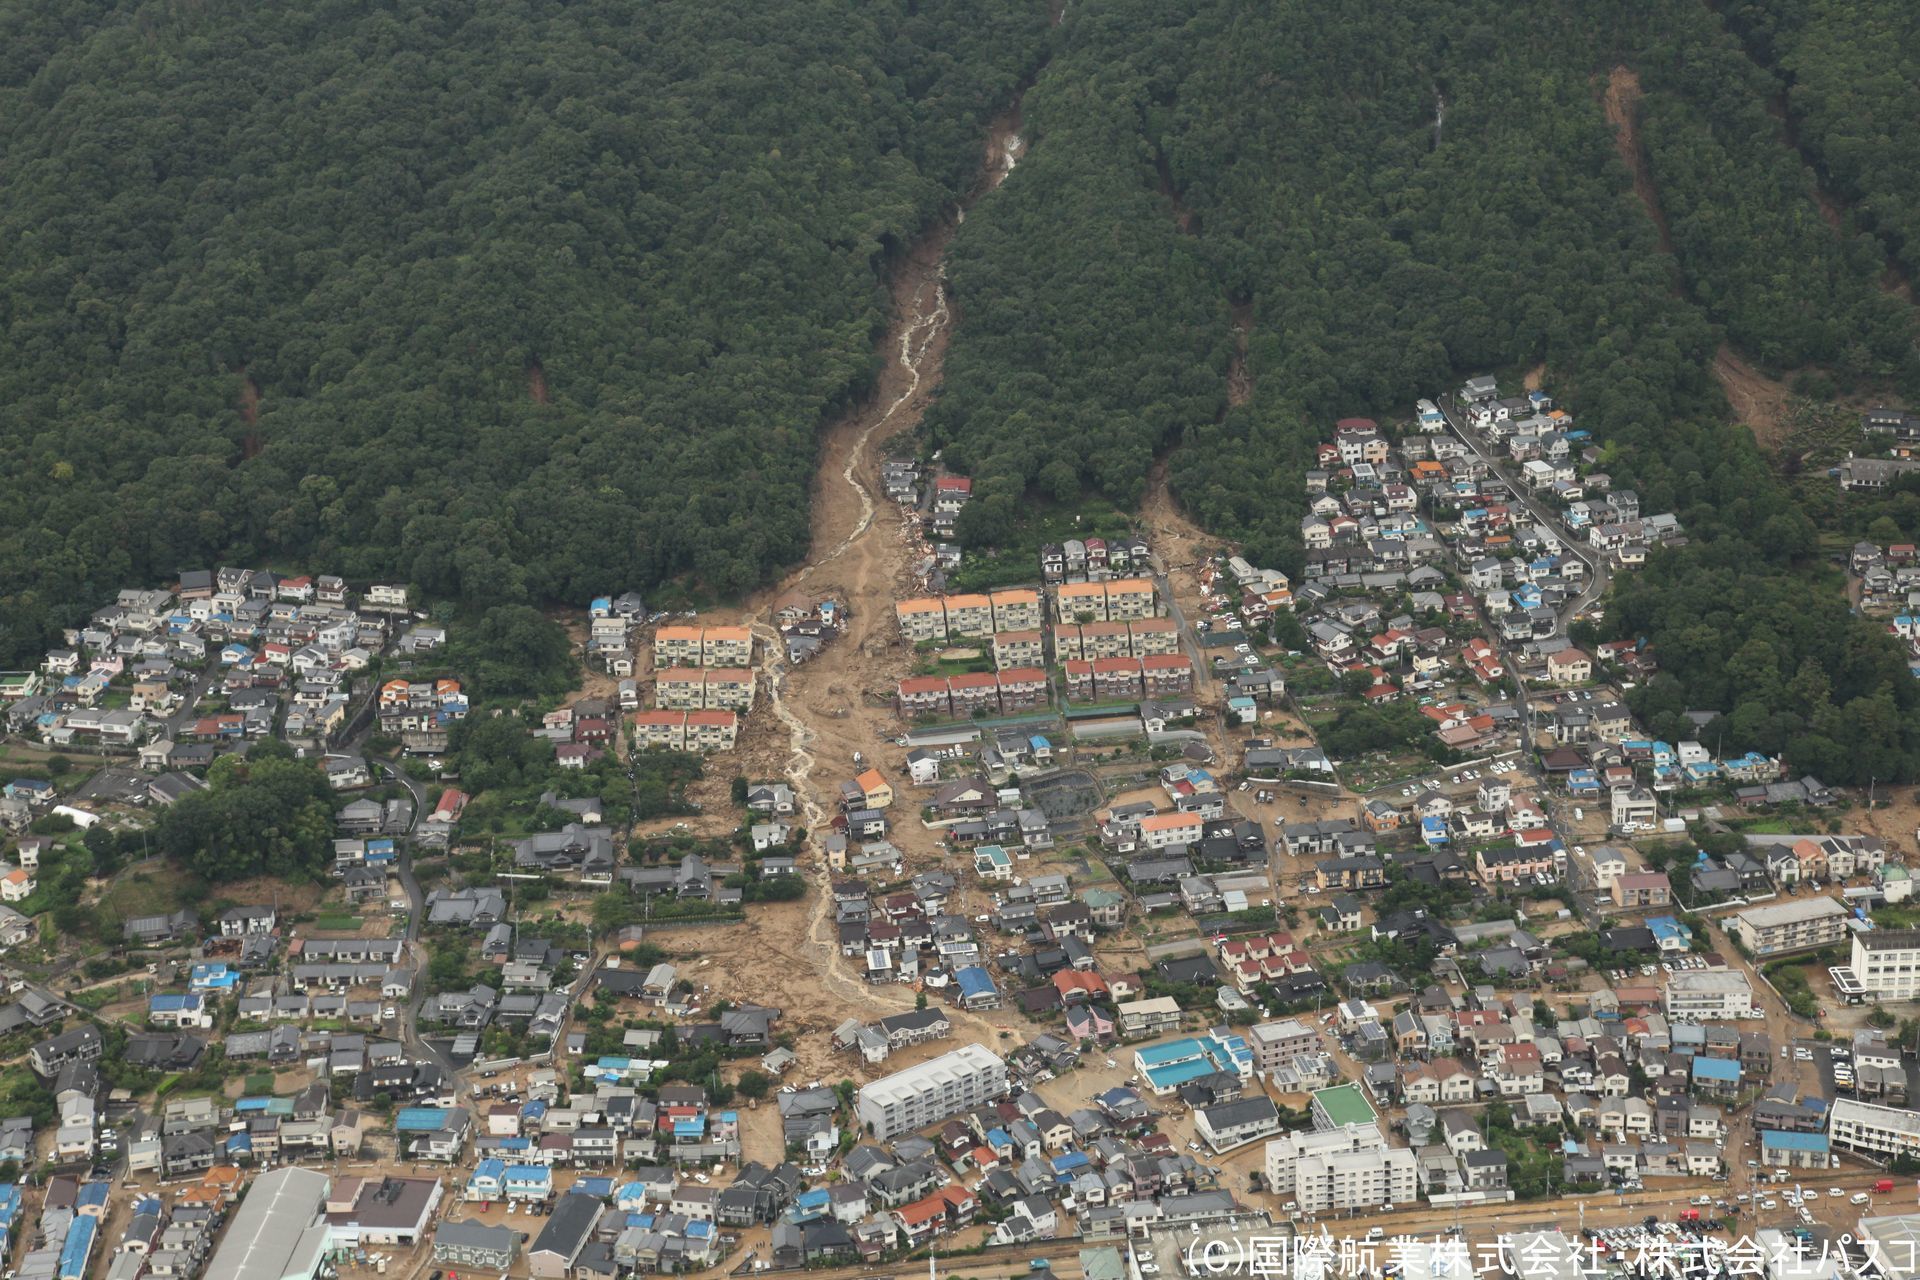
[58,1214,97,1280]
[396,1107,453,1131]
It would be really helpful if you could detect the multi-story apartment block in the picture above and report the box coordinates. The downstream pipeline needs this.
[947,672,1001,716]
[1092,656,1143,700]
[1129,618,1180,656]
[943,595,995,640]
[1725,898,1850,958]
[1080,622,1133,659]
[988,589,1042,632]
[995,668,1049,711]
[896,599,949,643]
[1828,1097,1920,1159]
[633,711,687,750]
[991,631,1045,670]
[655,668,706,711]
[1846,929,1920,1001]
[654,626,704,668]
[1295,1145,1419,1214]
[1264,1124,1416,1216]
[1248,1019,1322,1074]
[703,627,752,668]
[683,710,739,753]
[702,668,756,712]
[1141,654,1194,696]
[1055,582,1109,623]
[1105,578,1162,621]
[854,1045,1008,1141]
[896,677,952,718]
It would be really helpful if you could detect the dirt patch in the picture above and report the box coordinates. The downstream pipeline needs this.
[1226,300,1253,408]
[216,876,328,914]
[1602,66,1676,257]
[977,99,1026,200]
[1523,363,1546,392]
[1714,344,1794,450]
[528,358,550,405]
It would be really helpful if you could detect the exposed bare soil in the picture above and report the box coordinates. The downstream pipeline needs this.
[528,357,550,405]
[238,372,262,459]
[1714,344,1795,451]
[639,101,1036,1037]
[1226,300,1253,408]
[1602,67,1676,256]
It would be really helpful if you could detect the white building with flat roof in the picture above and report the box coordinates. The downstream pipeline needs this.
[1663,969,1754,1020]
[1849,930,1920,1001]
[854,1043,1007,1141]
[1295,1142,1418,1214]
[1264,1122,1404,1211]
[1829,1097,1920,1160]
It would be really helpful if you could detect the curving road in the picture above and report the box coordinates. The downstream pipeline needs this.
[376,760,463,1100]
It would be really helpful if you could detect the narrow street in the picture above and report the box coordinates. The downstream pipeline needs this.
[377,759,463,1100]
[1436,395,1609,623]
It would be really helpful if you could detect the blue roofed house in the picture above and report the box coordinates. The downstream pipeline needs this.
[467,1158,507,1201]
[189,964,238,993]
[1646,916,1693,954]
[1759,1129,1829,1169]
[1691,1055,1741,1100]
[955,966,1001,1011]
[505,1164,554,1201]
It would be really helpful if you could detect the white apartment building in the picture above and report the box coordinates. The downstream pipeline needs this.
[1295,1144,1420,1213]
[1829,1097,1920,1160]
[1725,897,1851,958]
[854,1044,1008,1141]
[1266,1123,1389,1197]
[1663,970,1755,1021]
[1848,930,1920,1002]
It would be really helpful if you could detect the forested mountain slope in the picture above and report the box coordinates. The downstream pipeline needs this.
[0,0,1046,662]
[1720,0,1920,285]
[928,0,1920,781]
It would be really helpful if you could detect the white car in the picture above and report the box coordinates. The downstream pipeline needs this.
[1760,1200,1778,1210]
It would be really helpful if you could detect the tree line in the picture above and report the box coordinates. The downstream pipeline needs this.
[0,0,1050,665]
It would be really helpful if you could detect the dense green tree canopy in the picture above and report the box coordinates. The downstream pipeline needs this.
[926,0,1920,780]
[154,739,335,881]
[0,0,1047,664]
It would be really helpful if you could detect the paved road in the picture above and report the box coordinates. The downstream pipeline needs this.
[160,665,222,739]
[1437,395,1609,624]
[376,760,463,1100]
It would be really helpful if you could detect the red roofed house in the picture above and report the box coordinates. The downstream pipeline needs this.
[430,789,468,824]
